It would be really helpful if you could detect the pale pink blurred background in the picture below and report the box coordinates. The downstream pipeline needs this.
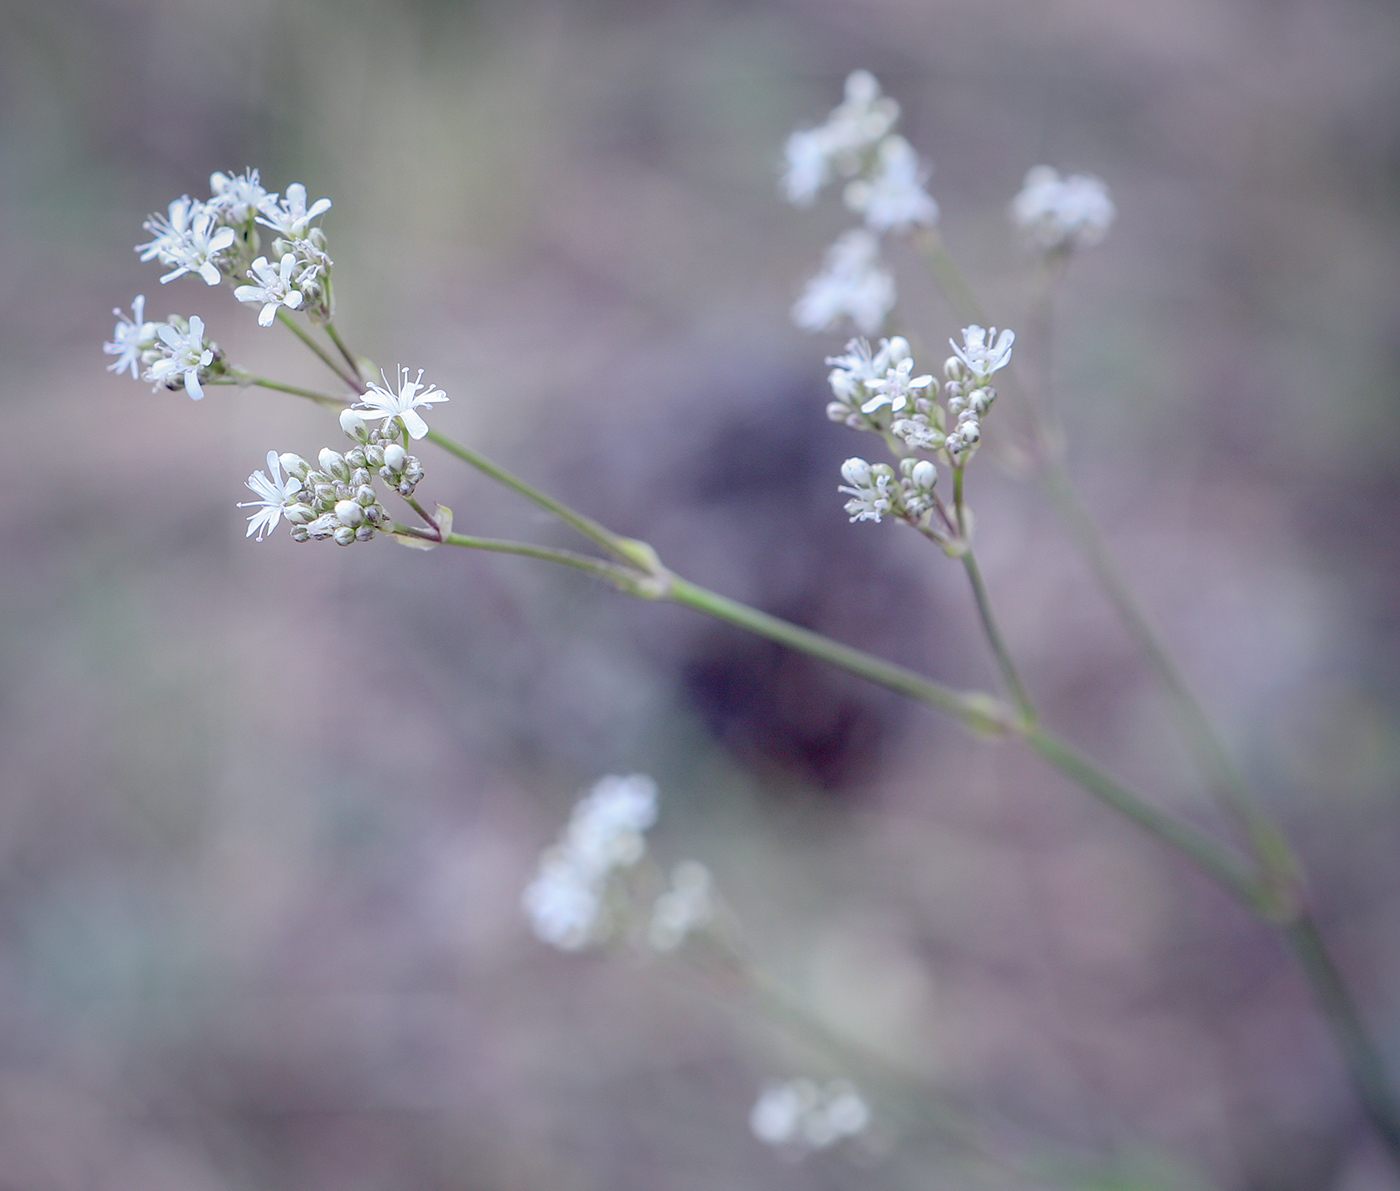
[2,0,1399,1187]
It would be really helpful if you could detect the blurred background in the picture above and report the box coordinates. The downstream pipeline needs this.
[2,0,1399,1187]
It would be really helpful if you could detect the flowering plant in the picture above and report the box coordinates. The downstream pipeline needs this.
[104,74,1400,1179]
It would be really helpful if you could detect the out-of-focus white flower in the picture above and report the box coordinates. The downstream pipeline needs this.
[355,367,448,440]
[235,253,309,326]
[103,295,156,378]
[1009,165,1115,252]
[843,135,938,233]
[648,860,713,951]
[238,450,304,540]
[523,774,659,951]
[146,315,215,399]
[793,229,894,335]
[781,70,900,206]
[949,325,1014,381]
[750,1078,870,1155]
[257,182,332,240]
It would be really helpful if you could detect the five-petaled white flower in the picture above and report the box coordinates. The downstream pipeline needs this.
[860,355,934,414]
[139,202,236,286]
[355,367,448,440]
[147,316,214,400]
[103,295,156,378]
[235,254,308,326]
[950,325,1015,380]
[257,182,332,240]
[208,169,276,224]
[238,450,304,541]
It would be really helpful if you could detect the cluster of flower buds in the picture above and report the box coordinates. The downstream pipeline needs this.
[825,335,935,431]
[786,72,938,335]
[1009,165,1115,254]
[940,325,1014,458]
[135,169,333,324]
[749,1078,872,1156]
[838,456,937,524]
[104,298,231,401]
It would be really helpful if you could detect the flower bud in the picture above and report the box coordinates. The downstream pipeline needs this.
[883,335,911,362]
[284,502,316,525]
[318,448,349,480]
[944,357,963,380]
[911,459,937,490]
[841,457,872,487]
[339,408,369,442]
[382,443,408,473]
[279,453,311,481]
[364,444,385,467]
[355,484,377,506]
[344,447,367,470]
[313,482,337,506]
[349,468,371,489]
[355,524,375,542]
[290,526,310,543]
[826,402,850,423]
[333,525,356,546]
[334,500,365,528]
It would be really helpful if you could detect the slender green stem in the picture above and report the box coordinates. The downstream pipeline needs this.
[244,376,349,407]
[961,549,1035,723]
[424,428,646,569]
[275,311,363,392]
[425,529,643,586]
[916,230,986,325]
[662,574,1014,736]
[1283,913,1400,1162]
[322,320,362,381]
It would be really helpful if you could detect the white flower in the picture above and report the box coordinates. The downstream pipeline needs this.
[146,315,214,400]
[138,200,236,286]
[949,325,1014,380]
[235,253,308,326]
[522,850,602,951]
[843,135,938,233]
[257,182,332,239]
[859,354,934,414]
[750,1079,870,1154]
[208,169,276,224]
[781,127,835,206]
[1009,165,1115,252]
[103,295,156,378]
[355,367,448,440]
[792,229,894,335]
[238,450,304,540]
[838,456,897,522]
[780,70,901,207]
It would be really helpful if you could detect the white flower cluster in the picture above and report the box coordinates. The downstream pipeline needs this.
[1009,165,1115,253]
[103,297,228,400]
[838,456,937,524]
[134,169,333,324]
[941,324,1013,457]
[522,774,659,951]
[749,1078,871,1156]
[239,407,426,545]
[786,71,937,335]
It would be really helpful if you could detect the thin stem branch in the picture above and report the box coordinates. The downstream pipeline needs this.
[422,529,643,586]
[961,549,1035,723]
[243,376,349,407]
[275,311,363,392]
[322,320,363,381]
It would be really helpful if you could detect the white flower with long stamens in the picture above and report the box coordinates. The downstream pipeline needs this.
[257,182,332,240]
[792,229,894,335]
[208,169,276,224]
[141,203,236,286]
[103,295,156,378]
[235,253,308,326]
[843,135,938,233]
[949,325,1014,380]
[355,367,448,440]
[146,316,214,400]
[860,355,934,414]
[1010,165,1115,252]
[238,451,304,541]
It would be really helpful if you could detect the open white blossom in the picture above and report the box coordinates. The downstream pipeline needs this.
[257,182,332,240]
[208,168,275,224]
[843,135,937,233]
[792,229,894,335]
[146,315,214,400]
[103,295,156,378]
[235,253,309,326]
[949,325,1014,381]
[238,450,304,540]
[138,200,236,286]
[859,355,934,415]
[838,457,896,523]
[355,367,448,440]
[1010,165,1115,252]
